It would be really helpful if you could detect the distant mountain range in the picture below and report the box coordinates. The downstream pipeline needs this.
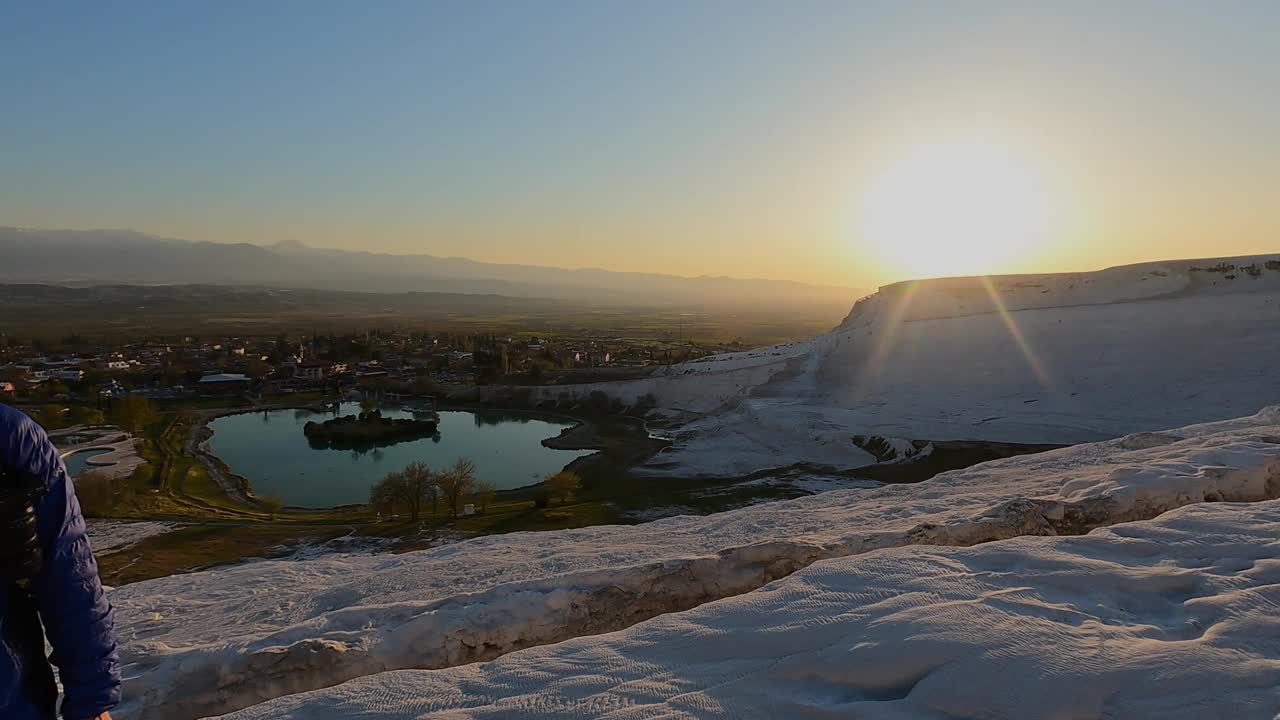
[0,227,858,309]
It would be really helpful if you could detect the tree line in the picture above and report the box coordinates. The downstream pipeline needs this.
[371,459,486,523]
[369,460,581,523]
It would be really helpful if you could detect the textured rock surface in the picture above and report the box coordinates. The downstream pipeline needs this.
[113,408,1280,719]
[221,498,1280,719]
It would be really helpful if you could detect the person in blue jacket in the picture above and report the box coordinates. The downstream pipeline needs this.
[1,404,119,720]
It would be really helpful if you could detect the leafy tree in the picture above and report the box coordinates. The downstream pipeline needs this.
[81,369,106,387]
[130,464,157,490]
[410,377,438,396]
[260,494,284,520]
[0,366,26,383]
[74,470,112,516]
[543,471,581,505]
[163,362,191,387]
[68,405,105,426]
[38,405,66,430]
[110,395,159,435]
[436,459,476,517]
[245,357,270,379]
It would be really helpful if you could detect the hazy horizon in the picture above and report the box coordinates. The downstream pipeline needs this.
[0,224,857,288]
[8,223,1280,292]
[4,2,1278,288]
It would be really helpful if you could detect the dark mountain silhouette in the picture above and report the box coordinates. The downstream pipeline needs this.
[0,227,857,309]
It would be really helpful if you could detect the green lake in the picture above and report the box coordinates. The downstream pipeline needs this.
[206,403,592,507]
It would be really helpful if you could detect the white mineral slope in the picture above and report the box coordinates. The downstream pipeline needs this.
[113,408,1280,719]
[217,498,1280,720]
[87,521,176,554]
[626,255,1280,476]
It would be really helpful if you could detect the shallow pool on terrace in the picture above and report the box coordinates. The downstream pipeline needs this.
[63,448,111,477]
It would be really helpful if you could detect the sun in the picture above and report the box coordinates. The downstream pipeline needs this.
[857,138,1058,280]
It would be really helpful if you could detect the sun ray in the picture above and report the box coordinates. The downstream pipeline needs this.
[979,275,1051,387]
[855,280,921,395]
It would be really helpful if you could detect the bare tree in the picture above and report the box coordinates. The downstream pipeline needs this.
[472,479,497,514]
[370,470,408,520]
[403,462,439,523]
[370,463,438,523]
[543,471,581,505]
[436,459,476,517]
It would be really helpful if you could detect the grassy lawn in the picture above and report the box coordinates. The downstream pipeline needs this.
[97,524,351,586]
[452,497,617,534]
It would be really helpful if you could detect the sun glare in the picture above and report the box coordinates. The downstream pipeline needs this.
[858,138,1058,280]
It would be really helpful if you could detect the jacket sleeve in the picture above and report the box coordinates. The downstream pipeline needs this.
[2,407,121,719]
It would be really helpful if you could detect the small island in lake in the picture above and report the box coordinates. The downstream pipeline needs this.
[303,409,439,449]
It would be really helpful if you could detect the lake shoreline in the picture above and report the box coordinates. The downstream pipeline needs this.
[194,400,612,509]
[96,396,1062,587]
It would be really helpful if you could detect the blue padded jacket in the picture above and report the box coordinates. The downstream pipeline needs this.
[0,404,120,720]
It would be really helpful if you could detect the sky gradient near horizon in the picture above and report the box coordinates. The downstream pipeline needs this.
[3,1,1278,288]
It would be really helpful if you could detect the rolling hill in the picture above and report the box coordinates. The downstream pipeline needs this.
[0,227,858,310]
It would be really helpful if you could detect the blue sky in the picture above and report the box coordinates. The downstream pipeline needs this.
[3,1,1278,285]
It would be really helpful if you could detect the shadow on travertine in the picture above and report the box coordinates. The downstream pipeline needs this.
[113,408,1280,720]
